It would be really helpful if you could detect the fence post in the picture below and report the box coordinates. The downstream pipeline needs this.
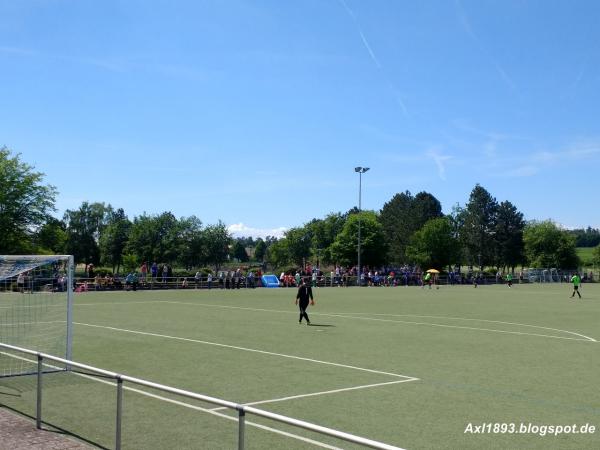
[36,354,43,429]
[116,377,123,450]
[238,406,246,450]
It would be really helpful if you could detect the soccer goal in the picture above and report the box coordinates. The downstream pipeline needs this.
[0,255,73,377]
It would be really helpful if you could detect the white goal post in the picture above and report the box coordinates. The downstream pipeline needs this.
[0,255,73,377]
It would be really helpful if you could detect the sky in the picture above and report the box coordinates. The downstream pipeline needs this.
[1,0,599,238]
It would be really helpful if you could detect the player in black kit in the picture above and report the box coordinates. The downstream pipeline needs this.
[295,278,315,325]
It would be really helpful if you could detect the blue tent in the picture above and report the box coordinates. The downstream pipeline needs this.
[261,274,280,288]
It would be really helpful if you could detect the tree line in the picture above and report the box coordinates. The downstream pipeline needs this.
[1,147,599,272]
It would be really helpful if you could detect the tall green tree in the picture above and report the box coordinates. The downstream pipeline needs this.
[523,221,580,269]
[63,202,112,265]
[254,239,267,262]
[126,212,181,264]
[330,211,387,267]
[494,201,525,270]
[459,184,498,270]
[202,221,231,271]
[283,227,312,267]
[0,148,57,253]
[379,191,442,264]
[175,216,203,269]
[266,239,290,269]
[406,217,459,270]
[99,208,131,273]
[232,241,249,262]
[379,192,413,264]
[305,213,347,265]
[34,217,67,254]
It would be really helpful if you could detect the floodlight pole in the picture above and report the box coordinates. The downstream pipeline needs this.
[355,167,370,286]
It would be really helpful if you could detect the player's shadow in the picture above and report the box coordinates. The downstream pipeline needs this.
[308,324,335,327]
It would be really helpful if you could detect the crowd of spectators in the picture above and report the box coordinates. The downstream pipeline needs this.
[37,261,599,294]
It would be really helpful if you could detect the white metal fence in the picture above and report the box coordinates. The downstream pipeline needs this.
[0,342,404,450]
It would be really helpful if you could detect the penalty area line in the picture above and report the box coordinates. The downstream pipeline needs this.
[74,321,418,380]
[210,378,419,412]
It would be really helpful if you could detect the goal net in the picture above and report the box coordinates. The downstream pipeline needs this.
[0,255,73,377]
[525,268,560,283]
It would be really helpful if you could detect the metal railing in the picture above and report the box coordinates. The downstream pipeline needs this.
[0,342,404,450]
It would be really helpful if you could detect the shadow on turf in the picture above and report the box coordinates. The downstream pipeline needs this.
[308,323,335,327]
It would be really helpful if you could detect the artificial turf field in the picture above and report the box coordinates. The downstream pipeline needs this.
[1,282,599,449]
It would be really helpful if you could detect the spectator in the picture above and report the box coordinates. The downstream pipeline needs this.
[151,262,158,281]
[140,262,148,284]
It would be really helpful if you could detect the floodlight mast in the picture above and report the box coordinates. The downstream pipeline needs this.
[354,167,370,286]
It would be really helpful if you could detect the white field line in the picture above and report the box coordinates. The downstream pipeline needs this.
[0,351,343,450]
[74,322,417,380]
[333,312,598,342]
[74,300,597,343]
[319,314,596,342]
[210,379,417,412]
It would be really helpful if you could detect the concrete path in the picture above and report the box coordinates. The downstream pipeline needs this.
[0,407,91,450]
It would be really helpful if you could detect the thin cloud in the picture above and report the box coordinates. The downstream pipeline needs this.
[0,46,37,56]
[357,29,382,69]
[338,0,381,68]
[562,56,589,100]
[455,0,516,92]
[503,165,539,177]
[425,148,452,180]
[338,0,408,116]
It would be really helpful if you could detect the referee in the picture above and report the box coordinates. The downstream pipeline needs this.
[295,278,315,325]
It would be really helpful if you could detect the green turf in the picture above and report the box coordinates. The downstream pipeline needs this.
[1,283,599,449]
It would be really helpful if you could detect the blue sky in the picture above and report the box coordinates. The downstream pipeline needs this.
[1,0,599,238]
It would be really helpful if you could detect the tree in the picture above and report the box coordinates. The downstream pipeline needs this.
[34,217,67,254]
[379,191,416,264]
[254,239,267,262]
[63,202,112,265]
[284,227,312,267]
[266,239,291,269]
[592,245,600,267]
[305,213,347,265]
[232,241,249,262]
[406,217,459,270]
[379,191,442,264]
[330,211,387,267]
[99,208,131,273]
[459,184,498,270]
[570,227,600,247]
[494,201,525,270]
[126,212,181,264]
[176,216,204,269]
[202,221,231,271]
[413,192,443,225]
[0,148,57,253]
[447,202,466,269]
[523,220,580,269]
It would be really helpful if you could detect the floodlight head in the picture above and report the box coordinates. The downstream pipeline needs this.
[354,167,362,172]
[363,167,370,173]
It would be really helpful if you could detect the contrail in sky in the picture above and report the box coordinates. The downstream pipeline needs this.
[337,0,408,115]
[455,0,516,92]
[338,0,381,68]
